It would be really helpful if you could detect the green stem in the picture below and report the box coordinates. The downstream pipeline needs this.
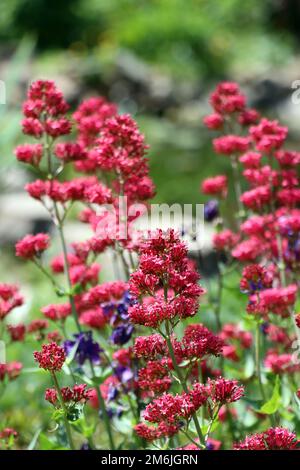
[165,321,205,448]
[90,362,116,450]
[204,406,220,443]
[53,202,82,332]
[51,372,75,450]
[255,323,276,427]
[230,155,245,225]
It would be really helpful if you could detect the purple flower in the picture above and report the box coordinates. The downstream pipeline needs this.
[110,324,134,345]
[114,366,134,384]
[204,200,219,222]
[64,331,102,365]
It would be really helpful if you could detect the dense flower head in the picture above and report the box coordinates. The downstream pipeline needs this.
[201,175,227,197]
[0,284,23,319]
[15,143,43,166]
[182,324,224,359]
[240,264,273,294]
[33,342,66,371]
[231,237,265,262]
[206,377,244,404]
[135,422,180,441]
[82,281,128,305]
[239,151,262,169]
[213,135,249,156]
[247,284,297,317]
[250,118,288,153]
[130,230,202,289]
[143,385,208,425]
[73,96,117,148]
[219,324,253,350]
[0,362,23,381]
[45,383,92,405]
[7,324,26,342]
[128,298,175,328]
[275,150,300,168]
[27,319,49,334]
[264,350,300,374]
[213,229,239,251]
[138,360,171,393]
[234,427,299,450]
[79,307,107,330]
[85,113,156,203]
[41,303,71,321]
[209,82,246,114]
[203,113,224,130]
[240,185,271,210]
[21,80,71,141]
[15,233,50,259]
[0,428,18,444]
[54,142,87,162]
[133,334,167,359]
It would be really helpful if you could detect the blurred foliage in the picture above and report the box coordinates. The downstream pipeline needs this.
[0,0,296,78]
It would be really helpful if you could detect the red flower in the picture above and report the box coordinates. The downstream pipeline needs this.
[15,233,50,259]
[182,324,224,358]
[201,175,227,197]
[203,113,224,130]
[133,334,166,359]
[41,303,71,321]
[33,342,66,371]
[213,135,249,155]
[207,377,244,404]
[240,264,273,294]
[15,143,43,165]
[235,427,299,450]
[7,324,26,342]
[135,422,179,441]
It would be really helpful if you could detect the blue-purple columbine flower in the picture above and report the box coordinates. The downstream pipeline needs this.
[104,407,123,419]
[102,291,133,326]
[249,280,263,293]
[204,200,219,222]
[110,324,134,345]
[206,441,215,450]
[114,366,134,385]
[261,322,269,335]
[64,331,102,365]
[107,384,119,402]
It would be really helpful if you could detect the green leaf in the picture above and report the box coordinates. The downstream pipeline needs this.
[27,428,42,450]
[201,419,219,435]
[259,376,281,415]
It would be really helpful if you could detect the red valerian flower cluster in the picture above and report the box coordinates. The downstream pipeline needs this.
[129,229,205,326]
[33,342,66,371]
[234,427,299,450]
[15,234,50,260]
[129,229,244,445]
[0,284,23,319]
[0,362,23,381]
[7,78,300,450]
[45,384,92,406]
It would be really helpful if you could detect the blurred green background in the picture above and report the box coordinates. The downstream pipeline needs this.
[1,0,300,203]
[1,0,300,447]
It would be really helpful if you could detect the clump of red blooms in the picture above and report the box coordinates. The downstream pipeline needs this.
[4,79,300,449]
[0,362,22,381]
[129,229,245,444]
[45,384,92,406]
[234,427,299,450]
[0,284,23,319]
[33,342,66,371]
